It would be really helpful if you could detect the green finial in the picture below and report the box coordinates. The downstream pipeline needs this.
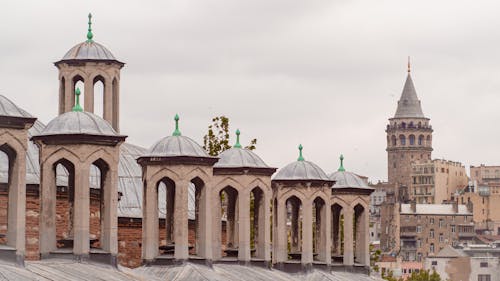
[338,154,345,172]
[234,129,242,148]
[297,144,304,161]
[86,13,94,42]
[172,114,181,136]
[72,88,83,112]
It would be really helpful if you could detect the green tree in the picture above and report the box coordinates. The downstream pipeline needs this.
[405,269,442,281]
[203,115,257,156]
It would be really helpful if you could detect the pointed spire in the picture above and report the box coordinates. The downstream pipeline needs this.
[393,58,425,118]
[338,154,345,172]
[86,13,94,42]
[234,129,242,148]
[172,114,181,136]
[297,144,304,161]
[72,88,83,112]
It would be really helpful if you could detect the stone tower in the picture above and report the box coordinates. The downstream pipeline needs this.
[386,61,433,188]
[54,14,124,132]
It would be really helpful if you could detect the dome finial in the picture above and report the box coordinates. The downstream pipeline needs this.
[338,154,345,172]
[87,13,94,42]
[234,129,242,148]
[407,56,411,73]
[72,88,83,112]
[297,144,304,161]
[172,114,181,136]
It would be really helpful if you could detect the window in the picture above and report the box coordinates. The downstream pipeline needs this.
[451,225,456,233]
[430,243,435,253]
[430,218,434,224]
[417,225,422,233]
[439,233,444,242]
[409,135,415,145]
[478,274,491,281]
[431,261,437,266]
[480,262,488,268]
[430,229,434,238]
[439,219,444,227]
[400,135,406,146]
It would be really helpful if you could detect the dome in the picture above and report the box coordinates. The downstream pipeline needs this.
[61,41,118,62]
[273,145,330,181]
[329,171,370,189]
[214,130,269,168]
[0,95,33,118]
[215,148,269,168]
[146,135,209,158]
[38,111,118,137]
[144,114,210,158]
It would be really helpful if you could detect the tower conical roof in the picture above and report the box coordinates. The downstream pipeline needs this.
[393,73,426,118]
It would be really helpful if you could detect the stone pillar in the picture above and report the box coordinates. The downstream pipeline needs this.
[262,192,271,261]
[73,166,90,257]
[196,182,212,259]
[357,208,369,266]
[174,179,189,260]
[212,190,222,260]
[101,167,118,255]
[343,209,354,266]
[64,78,73,113]
[316,199,331,264]
[39,161,57,256]
[301,200,313,265]
[274,198,287,263]
[112,79,120,132]
[59,78,66,115]
[238,190,250,261]
[84,80,94,113]
[7,149,26,259]
[142,179,158,261]
[103,80,113,126]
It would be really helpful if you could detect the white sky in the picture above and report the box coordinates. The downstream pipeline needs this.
[2,0,500,182]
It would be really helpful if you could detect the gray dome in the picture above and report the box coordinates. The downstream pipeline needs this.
[61,41,117,61]
[329,171,370,189]
[38,111,118,136]
[146,135,209,158]
[0,95,33,118]
[215,148,269,168]
[274,160,330,181]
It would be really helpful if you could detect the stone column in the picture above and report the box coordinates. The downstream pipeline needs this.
[238,190,250,262]
[274,198,287,263]
[103,80,113,126]
[101,167,118,255]
[323,200,332,265]
[64,78,73,113]
[174,179,189,260]
[212,190,222,260]
[195,181,212,259]
[7,149,26,260]
[262,192,271,262]
[39,160,57,256]
[358,208,369,265]
[112,79,120,132]
[301,200,313,265]
[73,166,90,257]
[59,78,66,115]
[142,179,158,261]
[343,209,354,266]
[84,80,94,113]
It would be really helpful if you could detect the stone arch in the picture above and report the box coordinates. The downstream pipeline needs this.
[349,196,369,210]
[149,167,181,185]
[189,176,209,257]
[409,134,415,146]
[418,135,424,146]
[312,196,328,262]
[52,157,76,251]
[391,135,397,146]
[280,188,307,203]
[43,147,81,167]
[285,195,303,260]
[353,203,369,265]
[89,158,111,250]
[399,134,406,146]
[330,196,350,210]
[331,202,345,263]
[184,167,211,185]
[0,131,27,152]
[213,176,245,194]
[218,185,239,258]
[309,189,330,205]
[0,143,18,247]
[84,148,115,167]
[249,186,266,259]
[157,176,176,257]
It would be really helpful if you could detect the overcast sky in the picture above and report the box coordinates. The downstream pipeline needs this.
[2,1,500,182]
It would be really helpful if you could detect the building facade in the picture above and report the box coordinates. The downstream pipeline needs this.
[386,63,433,189]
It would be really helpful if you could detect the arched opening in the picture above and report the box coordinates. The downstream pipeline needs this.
[354,204,368,265]
[426,135,431,146]
[401,122,406,129]
[59,77,66,113]
[0,144,17,247]
[54,159,75,250]
[157,177,176,257]
[72,75,84,110]
[286,196,302,261]
[93,76,105,118]
[409,135,415,146]
[89,159,109,250]
[313,197,327,262]
[190,177,207,257]
[220,186,239,258]
[331,203,344,264]
[399,135,406,146]
[250,187,265,259]
[418,135,424,146]
[391,135,397,146]
[409,122,414,128]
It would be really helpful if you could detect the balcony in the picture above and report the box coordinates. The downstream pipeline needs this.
[400,226,417,237]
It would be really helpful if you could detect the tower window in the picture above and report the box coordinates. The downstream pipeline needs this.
[400,135,406,146]
[409,135,415,145]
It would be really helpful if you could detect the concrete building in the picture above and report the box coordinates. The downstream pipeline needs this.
[410,159,468,204]
[426,244,500,281]
[458,184,500,234]
[369,181,394,243]
[386,61,433,188]
[380,200,474,261]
